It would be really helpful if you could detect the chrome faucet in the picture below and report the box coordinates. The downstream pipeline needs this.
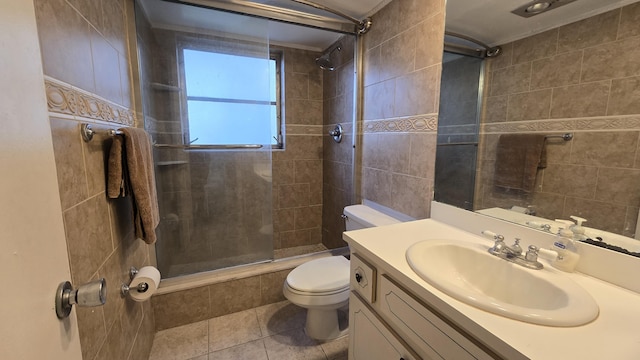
[487,234,543,270]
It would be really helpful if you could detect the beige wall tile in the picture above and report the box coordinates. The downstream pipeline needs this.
[363,46,382,86]
[608,76,640,115]
[94,318,128,360]
[482,95,508,123]
[379,28,416,82]
[294,205,322,229]
[378,133,412,173]
[581,36,640,82]
[91,29,123,104]
[550,81,610,118]
[507,89,552,121]
[391,174,430,219]
[67,0,102,29]
[100,0,127,55]
[490,63,531,96]
[557,9,620,53]
[64,195,113,284]
[394,65,439,117]
[294,159,322,184]
[540,164,597,198]
[363,79,395,120]
[595,168,640,206]
[415,13,444,70]
[570,131,638,168]
[618,2,640,39]
[274,208,295,232]
[152,286,210,330]
[563,197,627,234]
[76,301,107,360]
[34,0,95,92]
[512,29,558,64]
[211,277,262,317]
[260,269,291,305]
[286,72,309,100]
[408,133,437,178]
[286,99,323,125]
[362,167,392,207]
[278,183,310,208]
[530,50,582,90]
[49,118,88,210]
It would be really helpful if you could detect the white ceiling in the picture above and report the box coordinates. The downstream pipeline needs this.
[446,0,640,46]
[140,0,640,50]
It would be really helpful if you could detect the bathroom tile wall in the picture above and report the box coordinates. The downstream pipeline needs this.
[476,3,640,236]
[151,269,293,330]
[360,0,445,219]
[33,0,155,359]
[273,46,325,251]
[323,35,356,249]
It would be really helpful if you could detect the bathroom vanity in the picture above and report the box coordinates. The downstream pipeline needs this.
[344,203,640,360]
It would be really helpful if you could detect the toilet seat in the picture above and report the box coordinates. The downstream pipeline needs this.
[286,256,350,294]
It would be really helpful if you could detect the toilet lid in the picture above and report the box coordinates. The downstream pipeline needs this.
[287,256,350,293]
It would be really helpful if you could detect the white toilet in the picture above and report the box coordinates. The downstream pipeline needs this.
[283,204,404,341]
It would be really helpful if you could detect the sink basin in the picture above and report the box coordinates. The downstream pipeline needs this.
[406,239,599,326]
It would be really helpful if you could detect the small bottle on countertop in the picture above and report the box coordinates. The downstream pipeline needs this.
[551,226,581,272]
[569,215,587,240]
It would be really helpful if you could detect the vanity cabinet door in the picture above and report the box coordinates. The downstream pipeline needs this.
[349,292,423,360]
[378,275,495,360]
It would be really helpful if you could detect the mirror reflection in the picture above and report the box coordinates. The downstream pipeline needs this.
[436,0,640,254]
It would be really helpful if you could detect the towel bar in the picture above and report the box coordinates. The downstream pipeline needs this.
[81,123,123,142]
[545,133,573,141]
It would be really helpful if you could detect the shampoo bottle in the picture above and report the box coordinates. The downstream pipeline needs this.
[552,226,581,272]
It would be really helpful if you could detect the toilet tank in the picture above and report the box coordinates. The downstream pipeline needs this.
[343,204,403,230]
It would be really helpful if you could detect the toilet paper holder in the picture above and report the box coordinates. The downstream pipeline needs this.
[121,266,149,296]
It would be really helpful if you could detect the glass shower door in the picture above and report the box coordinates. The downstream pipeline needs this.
[136,0,274,277]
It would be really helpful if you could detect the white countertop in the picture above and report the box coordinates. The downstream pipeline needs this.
[344,219,640,360]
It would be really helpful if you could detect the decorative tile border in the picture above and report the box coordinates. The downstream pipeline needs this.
[363,114,438,133]
[481,115,640,134]
[44,77,136,126]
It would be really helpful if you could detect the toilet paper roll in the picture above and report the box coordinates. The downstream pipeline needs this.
[128,266,161,302]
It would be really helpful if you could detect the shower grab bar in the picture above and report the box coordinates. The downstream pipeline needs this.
[153,143,264,150]
[437,142,478,146]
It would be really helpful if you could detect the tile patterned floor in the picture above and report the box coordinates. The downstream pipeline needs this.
[149,300,348,360]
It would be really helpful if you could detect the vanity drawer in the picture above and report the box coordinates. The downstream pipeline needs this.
[378,275,494,360]
[350,253,376,303]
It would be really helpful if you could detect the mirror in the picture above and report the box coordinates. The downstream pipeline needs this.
[437,0,640,254]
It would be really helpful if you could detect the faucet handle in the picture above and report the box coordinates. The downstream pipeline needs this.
[481,230,504,242]
[525,245,539,262]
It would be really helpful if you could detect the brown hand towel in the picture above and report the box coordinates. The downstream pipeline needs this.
[107,127,160,244]
[493,134,547,193]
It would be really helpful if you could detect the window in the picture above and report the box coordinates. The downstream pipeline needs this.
[182,48,282,147]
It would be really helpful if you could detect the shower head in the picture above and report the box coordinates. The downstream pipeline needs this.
[315,55,335,71]
[315,45,342,71]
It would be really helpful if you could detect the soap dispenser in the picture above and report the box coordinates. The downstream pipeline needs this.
[569,216,587,240]
[551,225,581,272]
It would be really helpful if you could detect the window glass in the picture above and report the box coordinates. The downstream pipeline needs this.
[183,49,280,146]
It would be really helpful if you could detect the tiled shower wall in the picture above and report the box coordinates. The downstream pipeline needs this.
[273,46,325,251]
[33,0,155,360]
[476,3,640,236]
[322,35,356,249]
[360,0,446,219]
